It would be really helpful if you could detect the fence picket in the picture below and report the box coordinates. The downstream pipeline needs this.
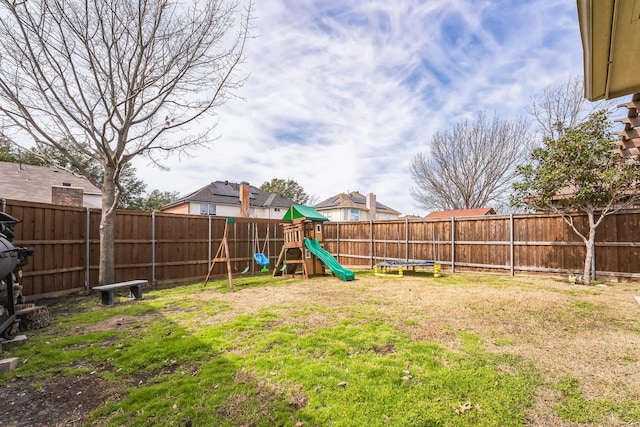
[3,198,640,298]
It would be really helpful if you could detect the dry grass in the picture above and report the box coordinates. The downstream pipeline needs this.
[203,271,640,425]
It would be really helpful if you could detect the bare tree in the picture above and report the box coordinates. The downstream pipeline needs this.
[526,76,612,140]
[0,0,252,284]
[410,113,532,213]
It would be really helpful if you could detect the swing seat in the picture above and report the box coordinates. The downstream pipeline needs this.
[240,265,250,274]
[253,253,269,266]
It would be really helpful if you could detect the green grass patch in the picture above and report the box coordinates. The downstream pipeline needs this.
[9,274,636,426]
[85,314,540,426]
[556,376,640,424]
[204,273,292,293]
[567,300,605,318]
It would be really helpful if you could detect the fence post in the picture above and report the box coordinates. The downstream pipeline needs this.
[336,222,340,260]
[85,207,90,291]
[1,198,5,212]
[405,217,409,261]
[592,242,596,281]
[151,211,156,287]
[208,215,212,271]
[369,220,374,269]
[510,214,515,276]
[451,217,455,273]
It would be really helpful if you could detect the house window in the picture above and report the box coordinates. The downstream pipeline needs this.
[350,208,360,221]
[200,203,216,215]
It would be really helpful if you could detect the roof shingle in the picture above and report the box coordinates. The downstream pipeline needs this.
[0,161,101,207]
[314,191,399,214]
[165,181,295,209]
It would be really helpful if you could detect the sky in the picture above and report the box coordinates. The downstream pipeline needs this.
[134,0,586,216]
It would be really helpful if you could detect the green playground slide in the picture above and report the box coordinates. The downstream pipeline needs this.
[304,238,355,281]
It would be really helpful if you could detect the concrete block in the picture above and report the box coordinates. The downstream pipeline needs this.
[0,357,19,374]
[1,335,27,348]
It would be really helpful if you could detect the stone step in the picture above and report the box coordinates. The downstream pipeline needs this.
[0,357,19,374]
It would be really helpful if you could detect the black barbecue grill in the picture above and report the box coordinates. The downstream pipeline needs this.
[0,212,34,340]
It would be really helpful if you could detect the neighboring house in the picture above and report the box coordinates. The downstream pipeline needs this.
[161,180,295,219]
[425,208,496,219]
[314,191,401,222]
[0,161,101,208]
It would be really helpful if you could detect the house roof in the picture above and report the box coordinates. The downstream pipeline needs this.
[0,161,101,206]
[282,205,328,222]
[400,215,422,219]
[425,208,496,219]
[164,180,295,209]
[314,191,400,214]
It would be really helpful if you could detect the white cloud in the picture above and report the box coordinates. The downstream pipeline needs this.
[134,0,586,216]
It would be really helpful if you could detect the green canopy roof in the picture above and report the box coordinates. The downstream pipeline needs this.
[282,205,328,222]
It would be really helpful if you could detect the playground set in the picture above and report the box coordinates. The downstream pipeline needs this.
[272,205,354,281]
[203,205,354,290]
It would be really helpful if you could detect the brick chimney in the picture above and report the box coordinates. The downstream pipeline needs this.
[52,183,84,207]
[239,181,250,217]
[366,192,376,220]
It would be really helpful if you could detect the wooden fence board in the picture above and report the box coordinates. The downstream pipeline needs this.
[3,199,640,298]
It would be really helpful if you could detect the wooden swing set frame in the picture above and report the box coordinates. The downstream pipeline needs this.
[203,218,271,291]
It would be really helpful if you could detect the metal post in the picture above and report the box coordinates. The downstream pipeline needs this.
[1,198,6,212]
[251,223,255,274]
[510,214,515,276]
[336,222,340,259]
[369,220,374,269]
[591,242,596,281]
[85,208,90,291]
[151,211,156,287]
[432,227,435,262]
[451,217,455,273]
[208,215,212,271]
[405,217,409,261]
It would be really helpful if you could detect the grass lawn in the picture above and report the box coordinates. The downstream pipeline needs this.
[1,271,639,426]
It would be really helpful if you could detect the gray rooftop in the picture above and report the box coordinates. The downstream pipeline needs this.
[0,161,101,207]
[314,191,400,214]
[166,181,295,209]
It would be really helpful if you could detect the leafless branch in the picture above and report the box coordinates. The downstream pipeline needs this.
[0,0,252,283]
[410,112,533,213]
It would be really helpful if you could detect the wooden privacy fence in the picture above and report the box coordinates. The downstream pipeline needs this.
[2,199,284,298]
[3,199,639,298]
[322,210,640,282]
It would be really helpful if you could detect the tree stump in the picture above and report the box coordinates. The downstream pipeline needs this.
[15,304,51,331]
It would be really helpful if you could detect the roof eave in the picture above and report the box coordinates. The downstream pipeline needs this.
[577,0,640,101]
[578,0,596,101]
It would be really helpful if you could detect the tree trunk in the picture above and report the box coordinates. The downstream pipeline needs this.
[99,164,118,285]
[583,212,597,286]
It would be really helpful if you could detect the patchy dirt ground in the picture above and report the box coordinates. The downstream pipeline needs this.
[1,371,112,427]
[1,272,639,426]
